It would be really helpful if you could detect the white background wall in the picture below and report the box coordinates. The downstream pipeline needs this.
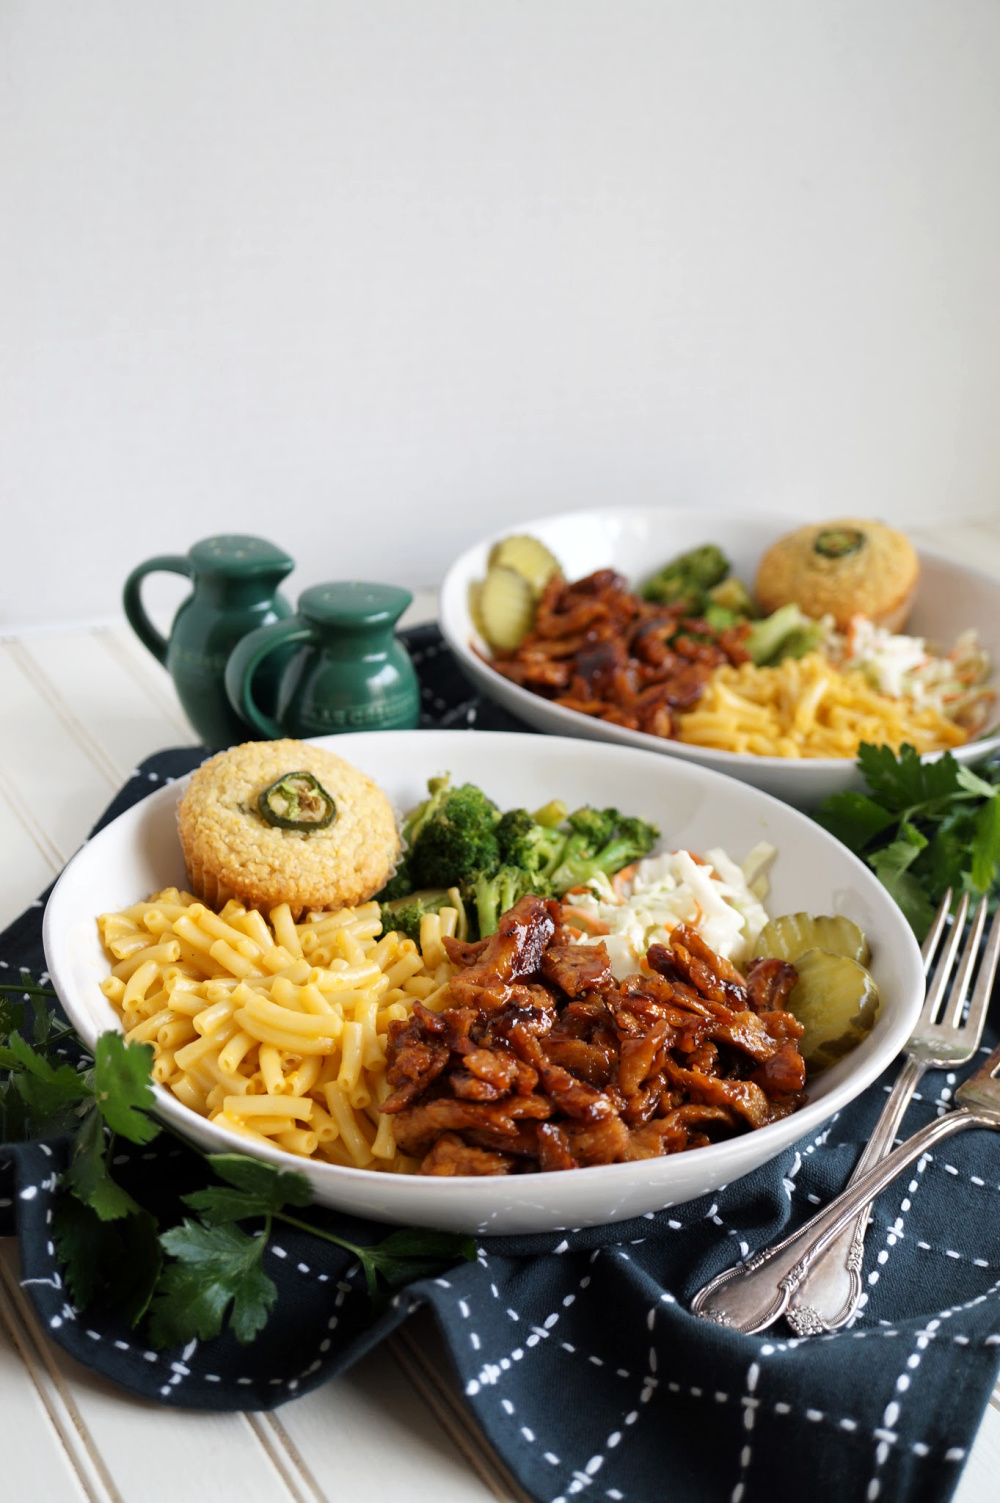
[3,0,1000,631]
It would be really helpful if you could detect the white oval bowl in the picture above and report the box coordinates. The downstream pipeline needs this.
[43,729,924,1235]
[439,507,1000,809]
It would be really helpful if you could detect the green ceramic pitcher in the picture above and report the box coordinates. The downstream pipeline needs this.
[123,534,295,748]
[224,581,420,739]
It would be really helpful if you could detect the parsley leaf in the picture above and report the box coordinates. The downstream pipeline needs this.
[956,764,1000,800]
[156,1151,477,1331]
[813,791,896,851]
[53,1196,162,1325]
[63,1109,141,1221]
[92,1034,160,1145]
[915,819,968,902]
[868,856,936,936]
[0,973,65,1050]
[0,1018,165,1321]
[363,1229,479,1293]
[0,995,26,1040]
[181,1153,313,1223]
[971,794,1000,893]
[0,1031,90,1124]
[149,1220,277,1346]
[897,821,929,858]
[816,744,1000,938]
[857,742,961,811]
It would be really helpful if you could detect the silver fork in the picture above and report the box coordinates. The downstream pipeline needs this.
[783,891,989,1334]
[690,896,1000,1335]
[689,1023,1000,1334]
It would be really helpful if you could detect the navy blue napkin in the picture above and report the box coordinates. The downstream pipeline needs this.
[2,625,998,1503]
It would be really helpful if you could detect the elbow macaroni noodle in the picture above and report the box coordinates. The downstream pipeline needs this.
[675,652,967,759]
[98,890,458,1172]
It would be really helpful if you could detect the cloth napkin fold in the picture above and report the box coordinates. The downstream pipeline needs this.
[2,625,998,1503]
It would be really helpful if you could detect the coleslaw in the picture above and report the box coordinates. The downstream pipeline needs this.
[562,843,775,980]
[825,617,993,734]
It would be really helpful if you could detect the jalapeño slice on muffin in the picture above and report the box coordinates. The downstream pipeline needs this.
[813,526,865,559]
[258,771,337,831]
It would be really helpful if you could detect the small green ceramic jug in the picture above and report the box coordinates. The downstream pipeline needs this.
[224,581,420,739]
[123,534,295,748]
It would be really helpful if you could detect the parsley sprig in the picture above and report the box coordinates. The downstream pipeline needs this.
[815,743,1000,937]
[1,990,475,1347]
[150,1153,475,1347]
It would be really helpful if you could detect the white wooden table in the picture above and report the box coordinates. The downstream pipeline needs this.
[2,557,999,1503]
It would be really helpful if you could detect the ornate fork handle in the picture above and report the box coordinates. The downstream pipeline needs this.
[783,1055,927,1334]
[690,1107,994,1333]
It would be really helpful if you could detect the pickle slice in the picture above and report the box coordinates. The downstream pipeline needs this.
[488,534,563,598]
[468,579,486,640]
[478,565,537,651]
[755,912,870,967]
[786,948,880,1073]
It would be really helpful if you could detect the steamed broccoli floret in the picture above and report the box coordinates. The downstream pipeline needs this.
[376,860,414,903]
[642,544,730,610]
[702,603,740,632]
[377,778,658,940]
[746,604,825,666]
[401,774,453,846]
[531,799,569,829]
[496,807,567,881]
[457,809,569,937]
[375,774,499,903]
[468,865,540,939]
[379,888,452,946]
[406,779,502,889]
[707,576,758,618]
[549,806,659,895]
[375,774,455,900]
[564,805,618,849]
[778,624,826,661]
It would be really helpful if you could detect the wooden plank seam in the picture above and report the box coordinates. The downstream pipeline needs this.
[244,1412,329,1503]
[0,1253,120,1503]
[0,762,67,871]
[93,628,196,741]
[6,642,126,787]
[388,1326,525,1503]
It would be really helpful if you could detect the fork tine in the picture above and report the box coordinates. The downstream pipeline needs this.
[941,895,989,1028]
[956,901,1000,1043]
[918,891,971,1025]
[920,889,953,973]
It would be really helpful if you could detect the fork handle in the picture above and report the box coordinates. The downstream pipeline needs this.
[783,1055,926,1333]
[690,1107,989,1333]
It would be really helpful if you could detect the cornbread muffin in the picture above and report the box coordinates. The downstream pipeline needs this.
[177,740,400,918]
[754,519,919,631]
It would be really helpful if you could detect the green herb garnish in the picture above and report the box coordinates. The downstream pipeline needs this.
[1,994,475,1347]
[258,771,336,831]
[150,1153,476,1346]
[641,542,730,611]
[1,996,166,1324]
[815,743,1000,937]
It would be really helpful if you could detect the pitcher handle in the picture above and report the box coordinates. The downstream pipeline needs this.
[225,618,316,740]
[122,555,194,666]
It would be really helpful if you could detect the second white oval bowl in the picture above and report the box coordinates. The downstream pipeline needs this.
[439,507,1000,809]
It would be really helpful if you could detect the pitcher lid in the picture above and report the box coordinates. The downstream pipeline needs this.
[189,535,295,577]
[299,581,413,630]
